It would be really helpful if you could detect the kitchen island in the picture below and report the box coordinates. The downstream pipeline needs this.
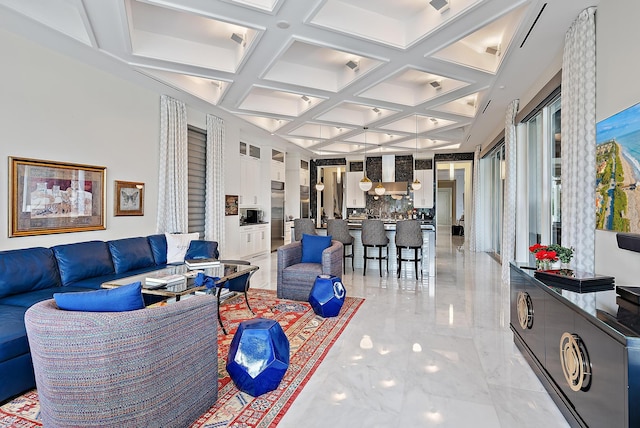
[313,220,435,276]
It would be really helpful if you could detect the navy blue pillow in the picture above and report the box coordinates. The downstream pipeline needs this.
[301,234,332,264]
[54,281,145,312]
[185,240,220,260]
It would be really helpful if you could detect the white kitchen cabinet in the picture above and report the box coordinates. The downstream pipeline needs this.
[239,224,269,257]
[413,169,434,208]
[283,220,294,244]
[271,149,286,182]
[240,154,260,206]
[345,171,366,208]
[299,160,309,186]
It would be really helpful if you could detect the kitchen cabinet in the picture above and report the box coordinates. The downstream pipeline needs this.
[412,169,434,208]
[284,220,294,244]
[300,160,309,186]
[239,224,269,257]
[345,171,366,208]
[239,142,261,206]
[271,149,286,182]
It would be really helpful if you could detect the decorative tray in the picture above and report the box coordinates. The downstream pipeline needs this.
[533,269,615,293]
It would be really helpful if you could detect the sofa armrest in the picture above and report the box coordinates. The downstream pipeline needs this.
[277,241,302,286]
[322,240,343,278]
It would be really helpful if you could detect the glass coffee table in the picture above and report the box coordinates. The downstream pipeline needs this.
[101,262,259,302]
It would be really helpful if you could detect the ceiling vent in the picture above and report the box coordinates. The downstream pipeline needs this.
[429,80,442,90]
[346,60,360,71]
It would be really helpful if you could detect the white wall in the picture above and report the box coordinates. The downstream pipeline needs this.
[0,27,307,257]
[594,0,640,286]
[0,29,160,250]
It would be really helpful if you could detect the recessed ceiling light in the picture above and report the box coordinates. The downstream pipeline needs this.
[276,20,290,29]
[429,0,449,12]
[485,45,500,55]
[345,60,359,71]
[230,33,244,45]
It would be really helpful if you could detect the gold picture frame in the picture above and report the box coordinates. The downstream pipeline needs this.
[114,180,144,216]
[9,157,106,237]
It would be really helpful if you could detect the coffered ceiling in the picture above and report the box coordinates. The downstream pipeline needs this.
[0,0,596,157]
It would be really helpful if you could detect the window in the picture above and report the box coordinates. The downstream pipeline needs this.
[524,94,562,257]
[187,126,206,237]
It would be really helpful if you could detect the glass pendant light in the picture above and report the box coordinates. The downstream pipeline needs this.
[359,126,373,191]
[374,144,385,195]
[412,114,422,191]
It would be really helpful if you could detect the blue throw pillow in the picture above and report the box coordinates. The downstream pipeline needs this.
[54,281,145,312]
[301,234,332,264]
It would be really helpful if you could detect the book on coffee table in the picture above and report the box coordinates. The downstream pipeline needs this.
[145,272,187,288]
[185,258,220,268]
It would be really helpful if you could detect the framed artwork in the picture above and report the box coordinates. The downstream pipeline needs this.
[114,180,144,216]
[225,195,238,216]
[9,157,106,237]
[596,101,640,232]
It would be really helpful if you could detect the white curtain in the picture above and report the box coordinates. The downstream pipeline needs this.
[501,99,519,284]
[157,95,188,234]
[468,145,481,252]
[205,114,225,252]
[561,7,597,273]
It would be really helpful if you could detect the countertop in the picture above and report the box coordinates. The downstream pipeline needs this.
[239,221,269,227]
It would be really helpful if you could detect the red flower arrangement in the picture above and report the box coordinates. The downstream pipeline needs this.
[534,250,558,262]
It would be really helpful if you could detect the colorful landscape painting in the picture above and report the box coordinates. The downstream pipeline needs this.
[596,102,640,232]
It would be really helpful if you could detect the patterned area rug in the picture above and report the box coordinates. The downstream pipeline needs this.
[0,289,363,428]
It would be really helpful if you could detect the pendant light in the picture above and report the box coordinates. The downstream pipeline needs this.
[374,144,385,195]
[411,114,422,191]
[359,126,373,191]
[315,125,325,191]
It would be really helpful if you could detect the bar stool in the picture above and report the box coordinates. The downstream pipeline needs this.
[361,220,389,277]
[294,218,316,241]
[395,220,423,279]
[327,219,354,273]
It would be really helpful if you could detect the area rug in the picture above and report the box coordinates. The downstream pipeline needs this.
[0,289,363,428]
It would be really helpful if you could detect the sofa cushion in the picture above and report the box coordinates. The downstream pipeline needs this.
[0,304,30,363]
[301,234,332,264]
[108,237,155,274]
[54,281,145,312]
[0,247,62,299]
[282,263,323,283]
[165,232,199,264]
[0,286,96,308]
[185,240,219,260]
[147,234,168,265]
[52,241,114,286]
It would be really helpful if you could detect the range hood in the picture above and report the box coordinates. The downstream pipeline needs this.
[367,182,409,195]
[366,154,408,195]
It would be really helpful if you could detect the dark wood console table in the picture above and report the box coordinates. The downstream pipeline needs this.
[510,263,640,428]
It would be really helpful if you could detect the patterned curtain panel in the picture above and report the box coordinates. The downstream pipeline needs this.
[501,99,519,284]
[561,7,597,273]
[468,145,481,252]
[157,95,188,234]
[205,115,225,252]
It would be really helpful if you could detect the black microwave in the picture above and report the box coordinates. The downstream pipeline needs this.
[245,209,260,223]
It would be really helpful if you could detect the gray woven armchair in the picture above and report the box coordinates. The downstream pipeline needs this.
[25,295,218,428]
[277,240,343,301]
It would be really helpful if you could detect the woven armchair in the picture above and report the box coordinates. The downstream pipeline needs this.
[277,240,343,301]
[25,295,218,428]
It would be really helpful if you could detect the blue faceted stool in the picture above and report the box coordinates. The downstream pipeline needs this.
[226,318,290,397]
[309,274,346,318]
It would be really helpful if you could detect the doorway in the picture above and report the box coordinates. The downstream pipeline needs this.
[437,188,453,225]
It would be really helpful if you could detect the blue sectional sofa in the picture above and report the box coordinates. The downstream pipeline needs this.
[0,234,209,403]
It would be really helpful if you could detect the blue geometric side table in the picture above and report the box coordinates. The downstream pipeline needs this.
[226,318,290,397]
[309,274,346,318]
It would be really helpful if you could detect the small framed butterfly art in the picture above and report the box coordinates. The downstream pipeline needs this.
[114,180,144,216]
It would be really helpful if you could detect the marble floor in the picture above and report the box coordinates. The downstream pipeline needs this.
[245,229,570,428]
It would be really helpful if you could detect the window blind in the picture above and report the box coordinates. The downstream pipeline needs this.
[187,126,206,237]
